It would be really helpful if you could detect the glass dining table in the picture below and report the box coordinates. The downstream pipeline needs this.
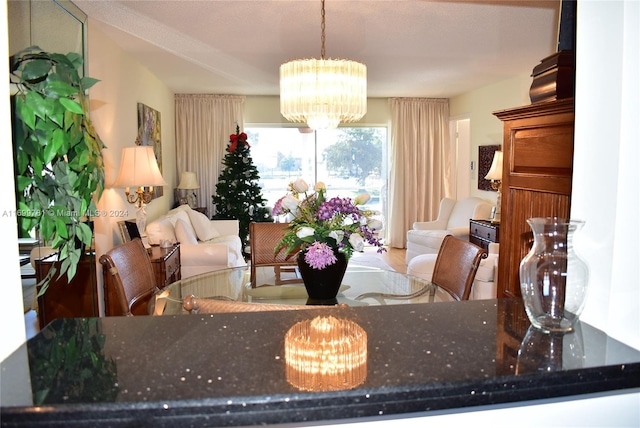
[150,264,455,315]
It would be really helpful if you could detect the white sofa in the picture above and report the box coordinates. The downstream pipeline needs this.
[406,197,493,263]
[407,243,499,300]
[145,205,246,278]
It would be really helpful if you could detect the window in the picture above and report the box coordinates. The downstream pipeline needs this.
[246,126,388,238]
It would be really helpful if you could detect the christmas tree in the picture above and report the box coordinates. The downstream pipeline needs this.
[211,125,272,254]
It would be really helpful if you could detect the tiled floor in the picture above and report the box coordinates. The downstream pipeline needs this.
[24,310,39,340]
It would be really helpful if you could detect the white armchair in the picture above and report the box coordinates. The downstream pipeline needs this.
[405,197,492,263]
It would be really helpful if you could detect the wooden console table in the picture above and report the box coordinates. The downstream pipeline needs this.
[469,219,500,251]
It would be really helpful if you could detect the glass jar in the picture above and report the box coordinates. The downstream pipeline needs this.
[519,217,589,333]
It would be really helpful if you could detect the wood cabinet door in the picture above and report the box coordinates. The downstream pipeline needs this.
[493,99,574,298]
[36,254,99,329]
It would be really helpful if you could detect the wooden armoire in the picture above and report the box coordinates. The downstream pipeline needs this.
[493,98,575,298]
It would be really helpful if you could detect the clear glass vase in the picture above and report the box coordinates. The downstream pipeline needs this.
[519,217,589,333]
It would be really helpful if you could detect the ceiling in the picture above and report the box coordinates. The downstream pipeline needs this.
[73,0,561,98]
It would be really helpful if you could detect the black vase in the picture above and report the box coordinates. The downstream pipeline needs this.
[297,250,348,305]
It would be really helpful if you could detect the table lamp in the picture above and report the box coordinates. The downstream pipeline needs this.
[177,171,200,208]
[484,150,503,224]
[113,145,166,236]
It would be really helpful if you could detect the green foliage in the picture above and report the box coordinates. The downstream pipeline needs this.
[211,125,272,253]
[10,47,105,293]
[323,128,383,184]
[28,319,119,404]
[278,153,297,175]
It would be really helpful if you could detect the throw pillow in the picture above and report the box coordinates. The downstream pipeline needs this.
[166,209,191,228]
[145,218,177,246]
[174,218,198,245]
[186,208,221,241]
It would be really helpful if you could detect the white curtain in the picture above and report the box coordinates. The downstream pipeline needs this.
[175,94,245,217]
[387,98,451,248]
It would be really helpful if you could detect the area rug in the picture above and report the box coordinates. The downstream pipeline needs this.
[349,249,394,271]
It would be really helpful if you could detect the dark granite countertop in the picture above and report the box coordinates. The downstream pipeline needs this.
[1,299,639,427]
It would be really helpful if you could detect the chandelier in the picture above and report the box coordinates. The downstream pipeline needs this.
[279,0,367,130]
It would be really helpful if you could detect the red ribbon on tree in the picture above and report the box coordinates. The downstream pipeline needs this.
[229,132,250,153]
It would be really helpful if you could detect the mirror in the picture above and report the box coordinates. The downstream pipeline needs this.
[8,0,88,75]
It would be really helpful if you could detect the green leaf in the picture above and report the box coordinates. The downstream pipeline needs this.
[59,98,83,114]
[49,111,65,129]
[80,76,100,90]
[77,222,93,246]
[16,176,33,192]
[47,80,78,97]
[21,58,51,81]
[25,90,49,121]
[15,150,28,175]
[43,131,61,164]
[55,216,69,239]
[15,96,36,129]
[40,215,54,241]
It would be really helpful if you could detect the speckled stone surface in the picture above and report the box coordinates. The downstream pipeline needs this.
[1,299,639,427]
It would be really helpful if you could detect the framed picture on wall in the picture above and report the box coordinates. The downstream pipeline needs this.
[137,103,163,198]
[478,145,501,191]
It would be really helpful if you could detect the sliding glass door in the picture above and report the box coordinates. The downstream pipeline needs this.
[246,126,388,239]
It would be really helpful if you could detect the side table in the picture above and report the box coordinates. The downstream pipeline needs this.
[149,244,181,289]
[469,219,500,251]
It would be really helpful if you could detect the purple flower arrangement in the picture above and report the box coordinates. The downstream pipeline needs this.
[273,178,385,269]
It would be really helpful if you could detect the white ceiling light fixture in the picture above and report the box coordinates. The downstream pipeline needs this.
[279,0,367,130]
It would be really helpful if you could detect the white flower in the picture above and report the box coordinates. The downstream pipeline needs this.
[292,178,309,193]
[354,193,371,205]
[314,181,326,192]
[349,233,365,252]
[368,219,383,231]
[342,216,355,226]
[281,195,300,213]
[329,230,344,244]
[296,226,315,239]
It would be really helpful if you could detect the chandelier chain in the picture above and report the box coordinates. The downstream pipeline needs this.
[320,0,326,59]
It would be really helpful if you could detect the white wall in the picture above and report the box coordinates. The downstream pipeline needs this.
[245,96,390,126]
[86,21,177,314]
[0,0,27,362]
[571,0,639,350]
[449,73,532,203]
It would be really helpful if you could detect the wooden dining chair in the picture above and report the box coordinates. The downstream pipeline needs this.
[249,222,302,288]
[430,235,488,301]
[99,238,159,316]
[356,235,487,302]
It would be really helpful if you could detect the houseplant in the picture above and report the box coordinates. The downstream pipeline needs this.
[273,178,385,301]
[10,46,105,294]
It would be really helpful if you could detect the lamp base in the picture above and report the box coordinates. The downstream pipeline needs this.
[187,193,198,209]
[136,203,147,238]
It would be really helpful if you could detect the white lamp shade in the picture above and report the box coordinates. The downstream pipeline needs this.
[113,146,166,188]
[280,58,367,130]
[485,150,503,181]
[177,171,200,190]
